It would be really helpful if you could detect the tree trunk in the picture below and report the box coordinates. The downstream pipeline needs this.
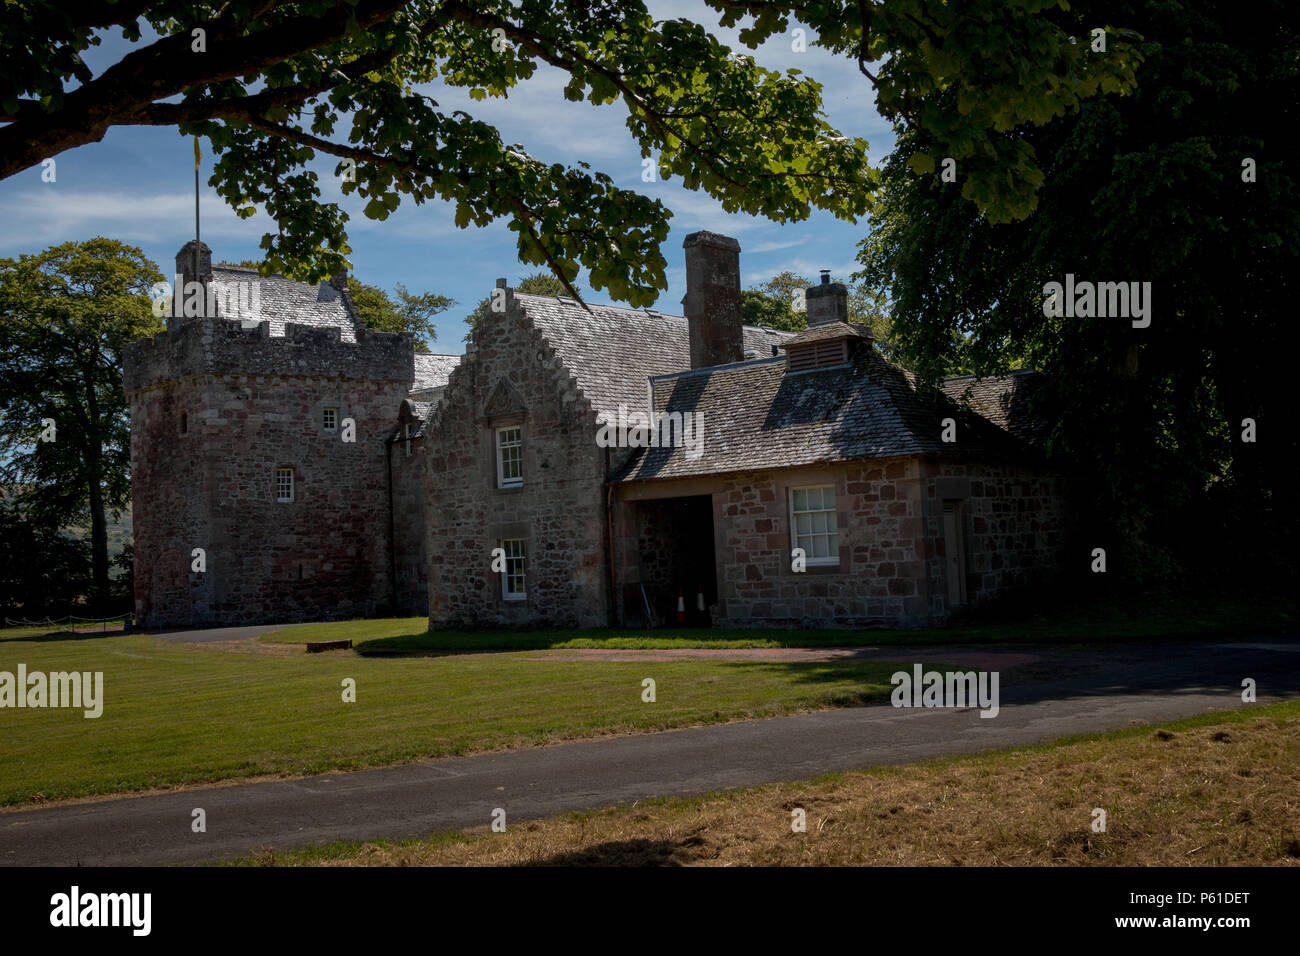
[82,359,110,614]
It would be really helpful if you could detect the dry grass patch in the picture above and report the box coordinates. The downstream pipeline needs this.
[261,702,1300,866]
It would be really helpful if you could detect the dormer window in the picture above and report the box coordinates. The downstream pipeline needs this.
[779,322,872,372]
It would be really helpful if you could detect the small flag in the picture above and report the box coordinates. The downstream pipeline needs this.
[194,136,201,170]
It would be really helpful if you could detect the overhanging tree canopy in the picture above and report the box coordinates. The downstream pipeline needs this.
[858,0,1298,564]
[1,1,1138,303]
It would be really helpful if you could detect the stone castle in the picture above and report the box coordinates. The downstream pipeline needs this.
[123,232,1065,630]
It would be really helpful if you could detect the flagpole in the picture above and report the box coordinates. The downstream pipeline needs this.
[193,136,201,283]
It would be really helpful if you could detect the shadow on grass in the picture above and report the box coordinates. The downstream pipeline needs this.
[0,629,122,644]
[522,836,708,867]
[355,595,1298,655]
[712,640,1300,713]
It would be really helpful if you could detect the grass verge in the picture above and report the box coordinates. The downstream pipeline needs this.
[234,699,1300,867]
[0,632,925,806]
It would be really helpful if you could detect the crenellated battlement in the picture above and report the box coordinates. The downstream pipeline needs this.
[123,316,414,394]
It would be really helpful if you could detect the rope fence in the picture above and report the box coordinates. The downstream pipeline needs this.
[4,614,128,630]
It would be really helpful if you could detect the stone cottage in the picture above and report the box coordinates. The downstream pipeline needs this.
[124,232,1064,629]
[426,231,1064,629]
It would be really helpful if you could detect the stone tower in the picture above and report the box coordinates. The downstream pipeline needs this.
[122,249,417,628]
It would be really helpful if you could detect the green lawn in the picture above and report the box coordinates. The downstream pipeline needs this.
[260,593,1299,652]
[0,631,926,806]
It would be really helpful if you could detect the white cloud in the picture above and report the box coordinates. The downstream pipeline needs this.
[0,187,275,253]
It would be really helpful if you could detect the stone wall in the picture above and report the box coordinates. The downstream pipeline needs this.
[125,317,415,627]
[124,317,413,392]
[920,460,1067,617]
[390,427,429,615]
[128,380,208,626]
[614,460,929,628]
[423,289,613,628]
[613,455,1065,629]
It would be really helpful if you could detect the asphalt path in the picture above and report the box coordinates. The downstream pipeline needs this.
[2,636,1296,866]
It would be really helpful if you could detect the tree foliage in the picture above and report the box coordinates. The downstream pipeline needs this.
[0,239,164,610]
[345,277,451,351]
[858,0,1298,570]
[742,271,893,349]
[0,493,94,618]
[2,1,1138,301]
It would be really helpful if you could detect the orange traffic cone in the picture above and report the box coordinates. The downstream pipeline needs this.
[676,589,686,624]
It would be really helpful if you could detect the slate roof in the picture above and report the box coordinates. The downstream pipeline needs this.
[612,346,1034,483]
[392,396,441,441]
[941,370,1047,444]
[412,352,461,391]
[515,293,791,415]
[199,265,364,342]
[403,356,459,437]
[780,321,874,348]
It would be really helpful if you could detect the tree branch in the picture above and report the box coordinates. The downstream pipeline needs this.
[0,0,409,179]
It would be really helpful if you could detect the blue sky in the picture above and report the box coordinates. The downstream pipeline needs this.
[0,1,893,351]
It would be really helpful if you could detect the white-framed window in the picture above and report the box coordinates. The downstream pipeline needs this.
[790,484,838,566]
[500,538,526,600]
[496,425,523,488]
[275,467,295,503]
[323,407,338,432]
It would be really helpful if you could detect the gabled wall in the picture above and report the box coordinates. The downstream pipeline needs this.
[423,289,618,628]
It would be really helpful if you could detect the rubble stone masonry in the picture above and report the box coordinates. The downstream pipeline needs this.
[423,290,621,628]
[124,318,415,627]
[613,455,1064,628]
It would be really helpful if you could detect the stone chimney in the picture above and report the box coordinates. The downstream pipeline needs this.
[805,270,848,327]
[329,265,350,293]
[682,231,744,369]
